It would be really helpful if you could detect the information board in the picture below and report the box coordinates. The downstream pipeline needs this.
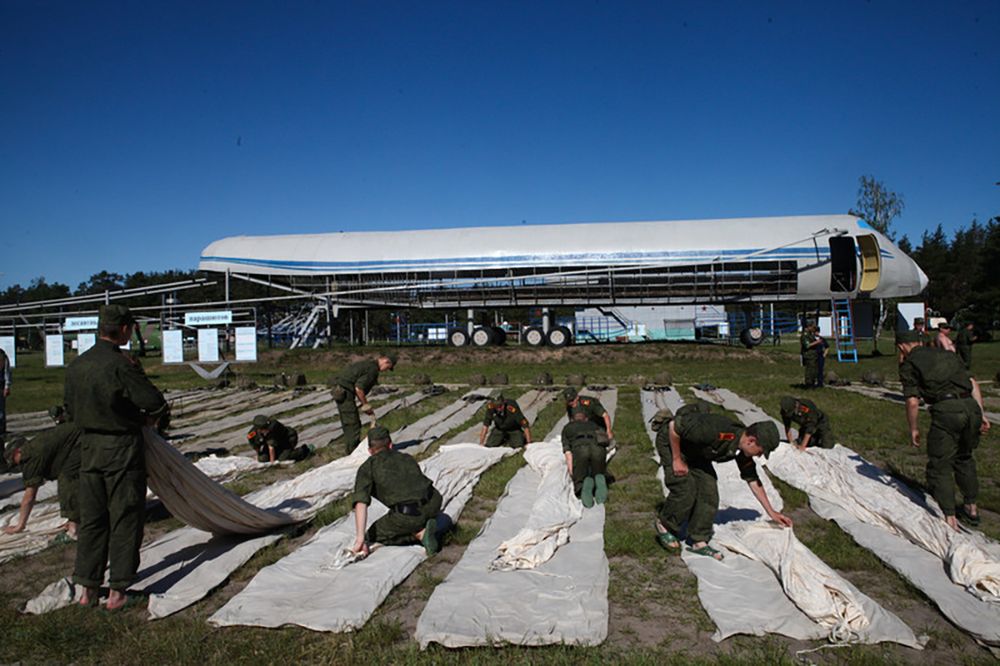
[77,333,96,355]
[162,329,184,364]
[45,335,65,367]
[185,311,233,327]
[198,328,220,363]
[234,327,257,362]
[65,316,99,331]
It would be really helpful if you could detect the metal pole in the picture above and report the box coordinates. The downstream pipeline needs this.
[467,308,474,336]
[225,269,230,304]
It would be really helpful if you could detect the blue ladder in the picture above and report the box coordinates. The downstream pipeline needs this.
[831,299,859,363]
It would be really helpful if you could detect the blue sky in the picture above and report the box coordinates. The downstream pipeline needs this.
[1,1,998,290]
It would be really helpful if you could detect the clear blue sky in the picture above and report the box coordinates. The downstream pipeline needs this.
[2,1,998,290]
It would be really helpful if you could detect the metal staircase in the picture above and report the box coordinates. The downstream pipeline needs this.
[831,298,859,363]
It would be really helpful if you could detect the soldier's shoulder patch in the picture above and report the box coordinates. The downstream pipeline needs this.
[486,402,496,410]
[247,431,257,440]
[798,405,810,413]
[581,398,591,405]
[717,432,736,442]
[507,405,516,413]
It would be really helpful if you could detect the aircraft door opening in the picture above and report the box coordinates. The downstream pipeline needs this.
[828,236,857,293]
[857,234,882,292]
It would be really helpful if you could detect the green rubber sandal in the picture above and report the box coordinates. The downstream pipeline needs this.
[957,505,981,527]
[581,477,595,508]
[654,524,681,553]
[421,519,439,556]
[594,474,608,505]
[686,544,724,561]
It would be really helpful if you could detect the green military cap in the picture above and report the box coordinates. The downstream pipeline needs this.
[99,304,135,327]
[252,414,270,428]
[562,386,578,401]
[895,330,924,344]
[754,421,780,458]
[938,321,953,330]
[779,396,796,414]
[368,425,390,442]
[48,405,65,420]
[385,353,398,368]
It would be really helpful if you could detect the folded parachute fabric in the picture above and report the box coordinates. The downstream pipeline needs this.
[1,502,71,565]
[208,443,514,632]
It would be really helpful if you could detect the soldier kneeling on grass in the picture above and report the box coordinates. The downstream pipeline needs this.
[350,426,449,557]
[652,404,792,560]
[779,396,836,451]
[247,415,312,463]
[562,412,610,508]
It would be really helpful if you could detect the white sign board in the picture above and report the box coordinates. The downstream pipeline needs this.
[162,329,184,364]
[818,316,833,337]
[0,337,14,368]
[64,316,99,331]
[185,311,233,327]
[198,328,220,363]
[77,333,96,355]
[234,327,257,362]
[45,335,65,367]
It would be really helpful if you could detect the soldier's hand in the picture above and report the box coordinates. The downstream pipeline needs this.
[981,418,991,434]
[770,512,794,528]
[910,430,921,448]
[2,525,24,535]
[672,458,689,477]
[352,539,369,556]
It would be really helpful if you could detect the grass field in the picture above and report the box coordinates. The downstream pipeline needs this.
[2,337,998,665]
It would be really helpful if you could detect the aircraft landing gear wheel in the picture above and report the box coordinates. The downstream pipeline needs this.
[471,327,495,347]
[490,326,507,345]
[523,326,545,347]
[448,329,469,347]
[547,326,573,347]
[740,327,764,348]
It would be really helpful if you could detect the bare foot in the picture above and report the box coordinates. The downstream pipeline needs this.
[106,589,128,610]
[945,515,960,532]
[65,522,78,539]
[78,586,98,607]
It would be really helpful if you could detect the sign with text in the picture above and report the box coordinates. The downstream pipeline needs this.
[0,336,14,368]
[162,329,184,364]
[45,335,65,367]
[234,327,257,362]
[64,316,99,331]
[198,328,220,363]
[185,311,233,327]
[77,333,96,355]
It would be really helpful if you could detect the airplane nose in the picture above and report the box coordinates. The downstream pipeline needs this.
[916,264,929,293]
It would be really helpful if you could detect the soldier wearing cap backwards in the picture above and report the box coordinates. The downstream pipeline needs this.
[562,387,614,443]
[2,406,82,538]
[779,396,835,451]
[652,404,792,560]
[479,393,532,448]
[246,415,312,463]
[350,425,446,557]
[331,353,397,455]
[896,329,990,529]
[562,412,609,508]
[64,304,167,610]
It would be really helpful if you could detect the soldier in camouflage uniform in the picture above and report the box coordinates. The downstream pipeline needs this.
[653,404,790,560]
[332,354,396,454]
[65,305,167,610]
[897,329,990,529]
[562,412,609,507]
[479,393,532,448]
[350,425,444,556]
[2,406,82,537]
[779,396,835,451]
[955,322,976,371]
[800,322,824,388]
[246,415,312,463]
[563,387,614,442]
